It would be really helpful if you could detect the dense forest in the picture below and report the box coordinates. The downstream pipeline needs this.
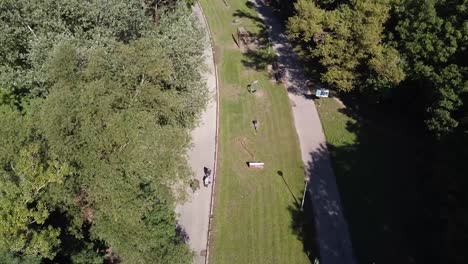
[0,0,207,263]
[281,0,466,263]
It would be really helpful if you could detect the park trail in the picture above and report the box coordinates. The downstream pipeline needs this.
[175,3,218,264]
[252,1,356,263]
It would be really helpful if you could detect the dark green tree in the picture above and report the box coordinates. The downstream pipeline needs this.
[288,0,405,93]
[0,1,206,263]
[0,139,70,259]
[394,0,468,136]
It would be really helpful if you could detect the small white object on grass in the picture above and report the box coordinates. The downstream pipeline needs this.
[248,162,264,168]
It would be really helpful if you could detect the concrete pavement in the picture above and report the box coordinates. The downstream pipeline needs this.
[253,1,356,264]
[175,3,218,264]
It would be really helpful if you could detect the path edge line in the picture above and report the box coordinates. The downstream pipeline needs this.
[196,2,219,264]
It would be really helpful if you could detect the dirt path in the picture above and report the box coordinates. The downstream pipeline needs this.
[252,1,356,263]
[175,3,218,264]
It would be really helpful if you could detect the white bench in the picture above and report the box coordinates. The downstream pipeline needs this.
[248,162,264,168]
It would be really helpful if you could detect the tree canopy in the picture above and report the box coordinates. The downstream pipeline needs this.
[0,0,207,263]
[288,0,467,136]
[287,0,467,263]
[288,0,405,93]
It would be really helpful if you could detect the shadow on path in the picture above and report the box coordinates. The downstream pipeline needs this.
[306,145,355,264]
[251,0,356,263]
[176,223,190,243]
[251,0,318,98]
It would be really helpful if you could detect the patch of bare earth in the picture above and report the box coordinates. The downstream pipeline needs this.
[235,136,255,159]
[254,89,265,98]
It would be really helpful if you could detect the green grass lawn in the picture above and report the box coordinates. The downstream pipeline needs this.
[199,0,310,263]
[315,98,428,264]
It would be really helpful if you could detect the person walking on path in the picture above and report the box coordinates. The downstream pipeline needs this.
[203,167,212,187]
[203,175,209,187]
[175,3,218,264]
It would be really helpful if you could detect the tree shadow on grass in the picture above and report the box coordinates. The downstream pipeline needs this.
[288,193,320,263]
[232,7,277,72]
[241,0,315,98]
[233,9,264,24]
[322,100,442,264]
[241,47,276,71]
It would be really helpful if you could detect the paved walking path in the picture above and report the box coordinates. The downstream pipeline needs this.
[175,3,218,264]
[253,1,356,264]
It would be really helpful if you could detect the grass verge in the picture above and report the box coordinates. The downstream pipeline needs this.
[199,0,311,263]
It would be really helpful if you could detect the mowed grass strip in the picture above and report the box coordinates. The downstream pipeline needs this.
[199,0,310,263]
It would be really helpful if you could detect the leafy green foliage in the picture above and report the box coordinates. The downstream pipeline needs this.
[0,141,69,259]
[394,0,468,136]
[393,3,468,255]
[425,65,468,135]
[0,249,41,264]
[288,0,467,136]
[288,0,405,92]
[0,1,206,263]
[288,1,467,263]
[0,0,157,104]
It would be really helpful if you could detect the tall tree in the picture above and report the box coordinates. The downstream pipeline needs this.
[0,139,70,259]
[288,0,405,94]
[0,1,206,263]
[394,0,468,136]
